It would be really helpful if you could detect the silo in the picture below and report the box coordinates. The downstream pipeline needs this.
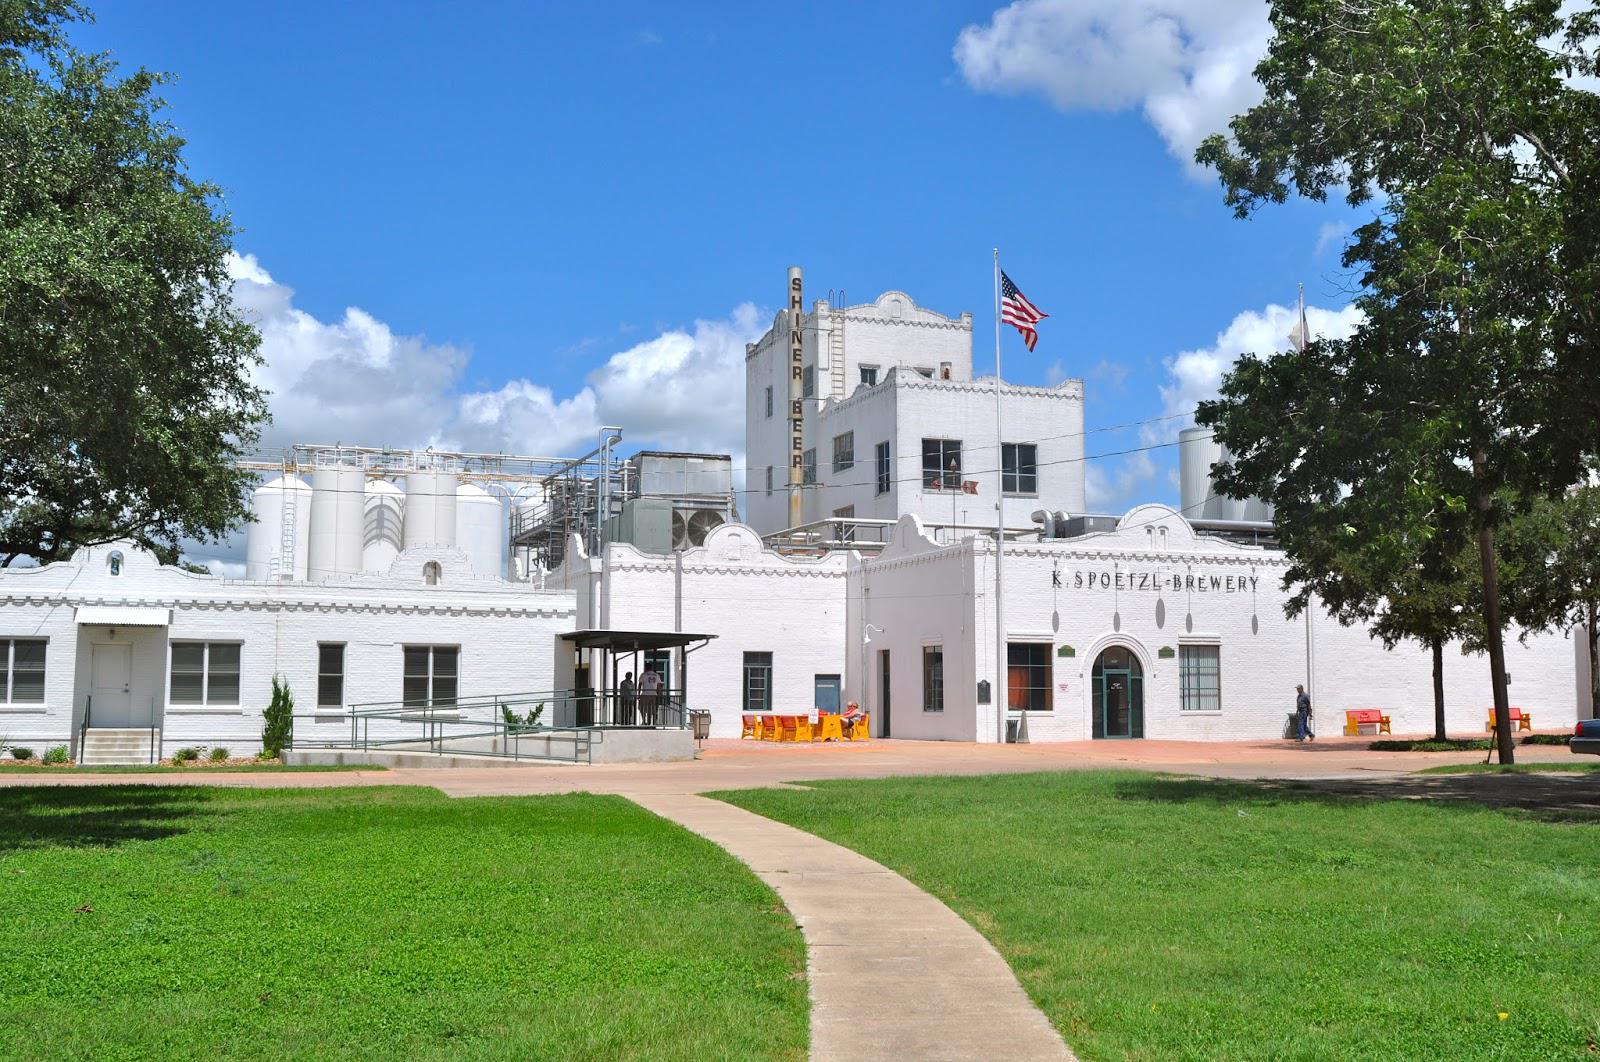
[307,464,365,581]
[455,482,504,578]
[244,475,312,581]
[404,470,458,549]
[363,478,405,573]
[1178,428,1224,519]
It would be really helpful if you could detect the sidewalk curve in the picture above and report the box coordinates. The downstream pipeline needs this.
[629,792,1074,1062]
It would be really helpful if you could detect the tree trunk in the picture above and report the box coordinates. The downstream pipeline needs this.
[1431,636,1447,741]
[1588,601,1599,721]
[1473,451,1514,764]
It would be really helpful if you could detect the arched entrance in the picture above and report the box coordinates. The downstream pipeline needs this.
[1092,645,1144,739]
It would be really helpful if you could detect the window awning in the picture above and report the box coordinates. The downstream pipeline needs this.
[75,605,171,627]
[559,630,716,652]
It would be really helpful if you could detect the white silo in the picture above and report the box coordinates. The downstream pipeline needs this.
[308,464,365,581]
[363,478,405,573]
[244,475,312,581]
[455,482,504,578]
[1178,428,1224,519]
[404,470,458,549]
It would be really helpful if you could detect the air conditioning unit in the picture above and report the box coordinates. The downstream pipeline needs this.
[672,507,726,549]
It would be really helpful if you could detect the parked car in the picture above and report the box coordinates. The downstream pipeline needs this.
[1573,719,1600,756]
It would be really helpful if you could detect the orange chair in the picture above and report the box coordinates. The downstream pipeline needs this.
[775,715,796,742]
[741,714,760,740]
[843,711,870,741]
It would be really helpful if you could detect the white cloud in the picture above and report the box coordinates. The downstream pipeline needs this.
[1314,221,1350,257]
[1086,298,1363,513]
[190,253,765,570]
[954,0,1269,174]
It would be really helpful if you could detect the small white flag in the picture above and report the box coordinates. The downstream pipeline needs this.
[1287,284,1310,351]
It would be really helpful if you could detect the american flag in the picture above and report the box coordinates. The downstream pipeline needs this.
[1000,271,1047,351]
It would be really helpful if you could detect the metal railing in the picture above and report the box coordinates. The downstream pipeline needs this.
[74,695,91,763]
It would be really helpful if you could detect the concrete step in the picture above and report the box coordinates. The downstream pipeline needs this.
[80,729,159,765]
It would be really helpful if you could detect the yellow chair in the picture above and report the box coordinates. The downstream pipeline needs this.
[844,712,870,741]
[815,714,845,742]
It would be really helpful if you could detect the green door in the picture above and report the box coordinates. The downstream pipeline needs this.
[1091,646,1144,739]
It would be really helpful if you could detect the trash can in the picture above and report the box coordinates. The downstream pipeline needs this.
[1285,712,1299,740]
[688,710,712,743]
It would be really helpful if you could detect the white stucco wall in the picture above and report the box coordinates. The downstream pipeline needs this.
[0,541,575,756]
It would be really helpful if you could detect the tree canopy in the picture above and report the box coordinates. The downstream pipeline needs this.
[1195,0,1600,762]
[0,1,268,566]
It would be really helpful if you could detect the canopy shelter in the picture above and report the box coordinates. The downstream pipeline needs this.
[558,630,716,728]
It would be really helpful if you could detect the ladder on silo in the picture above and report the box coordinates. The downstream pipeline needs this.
[829,311,846,399]
[277,476,300,581]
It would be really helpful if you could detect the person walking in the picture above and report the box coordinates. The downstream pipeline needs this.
[1295,684,1314,742]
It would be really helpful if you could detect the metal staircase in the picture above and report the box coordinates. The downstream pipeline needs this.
[276,477,300,580]
[829,311,847,399]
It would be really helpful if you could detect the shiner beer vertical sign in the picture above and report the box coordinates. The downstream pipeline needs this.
[787,266,804,529]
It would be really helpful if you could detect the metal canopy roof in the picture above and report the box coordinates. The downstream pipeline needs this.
[75,605,171,627]
[560,630,717,652]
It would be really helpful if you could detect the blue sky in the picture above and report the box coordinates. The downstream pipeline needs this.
[77,1,1365,528]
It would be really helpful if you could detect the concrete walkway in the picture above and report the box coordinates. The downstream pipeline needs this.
[629,791,1073,1062]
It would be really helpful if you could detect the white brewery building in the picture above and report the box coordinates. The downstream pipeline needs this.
[0,270,1590,763]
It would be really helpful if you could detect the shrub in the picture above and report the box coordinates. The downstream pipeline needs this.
[173,747,200,763]
[43,745,69,765]
[209,747,230,762]
[501,702,520,730]
[1370,738,1492,752]
[262,676,293,757]
[1521,733,1572,746]
[527,702,545,727]
[11,747,34,761]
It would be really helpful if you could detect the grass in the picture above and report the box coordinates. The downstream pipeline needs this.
[0,786,806,1061]
[0,763,382,774]
[1418,761,1600,775]
[717,771,1599,1061]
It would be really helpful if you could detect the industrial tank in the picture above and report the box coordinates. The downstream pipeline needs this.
[1178,427,1226,519]
[307,464,365,581]
[403,470,458,549]
[244,475,312,581]
[363,478,405,573]
[455,482,504,578]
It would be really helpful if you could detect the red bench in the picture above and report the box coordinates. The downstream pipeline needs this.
[1343,709,1392,736]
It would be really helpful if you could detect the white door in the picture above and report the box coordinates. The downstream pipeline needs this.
[89,642,133,727]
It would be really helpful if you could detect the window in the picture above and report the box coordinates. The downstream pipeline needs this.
[765,466,773,496]
[423,561,441,585]
[802,365,815,398]
[921,438,962,490]
[107,550,124,576]
[875,441,891,495]
[743,652,772,712]
[169,642,240,706]
[802,448,817,485]
[1180,645,1221,711]
[922,646,944,712]
[914,366,934,378]
[2,639,45,703]
[765,384,773,418]
[317,643,345,709]
[859,365,879,387]
[403,645,459,707]
[832,431,854,473]
[1007,643,1052,712]
[1002,443,1038,495]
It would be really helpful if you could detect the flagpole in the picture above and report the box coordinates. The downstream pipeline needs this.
[993,248,1007,745]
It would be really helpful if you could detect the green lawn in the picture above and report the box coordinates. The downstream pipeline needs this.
[0,786,806,1061]
[718,771,1599,1061]
[1418,761,1600,775]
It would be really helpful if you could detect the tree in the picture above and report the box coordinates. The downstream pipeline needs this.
[1499,475,1600,720]
[0,1,269,567]
[1195,0,1600,763]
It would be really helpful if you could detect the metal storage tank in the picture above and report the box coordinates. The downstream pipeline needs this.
[244,474,311,581]
[308,464,365,581]
[1178,427,1225,519]
[403,470,458,549]
[455,482,504,578]
[363,478,405,573]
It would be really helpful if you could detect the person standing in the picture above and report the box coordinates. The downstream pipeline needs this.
[640,666,661,726]
[619,671,636,726]
[1295,684,1314,742]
